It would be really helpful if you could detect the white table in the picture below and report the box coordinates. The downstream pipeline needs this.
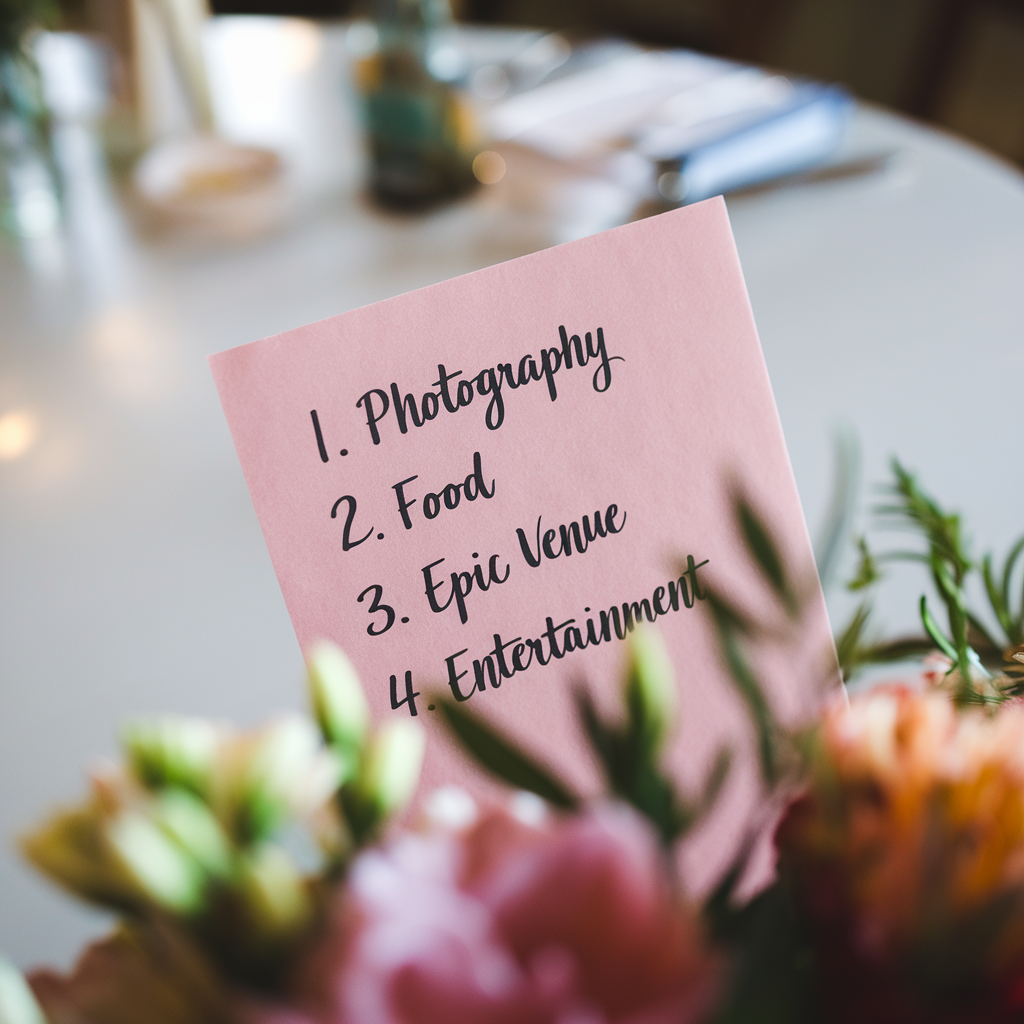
[2,17,1023,970]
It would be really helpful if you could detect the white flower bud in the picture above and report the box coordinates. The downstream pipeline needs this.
[238,843,310,935]
[626,623,676,747]
[106,811,204,913]
[217,715,340,844]
[122,716,219,797]
[151,790,233,881]
[361,721,425,818]
[307,643,369,772]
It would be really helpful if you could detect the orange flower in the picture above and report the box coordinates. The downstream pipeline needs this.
[779,686,1024,1008]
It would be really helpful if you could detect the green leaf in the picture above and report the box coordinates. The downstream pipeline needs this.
[698,747,732,816]
[709,874,814,1023]
[933,558,964,610]
[983,555,1008,634]
[736,496,796,615]
[703,858,746,940]
[1001,535,1024,614]
[629,764,683,842]
[437,700,578,810]
[710,598,778,786]
[813,430,859,591]
[834,601,871,679]
[879,459,971,583]
[920,595,959,663]
[857,634,937,665]
[576,687,617,776]
[704,589,758,638]
[575,689,682,842]
[846,536,881,592]
[996,535,1024,646]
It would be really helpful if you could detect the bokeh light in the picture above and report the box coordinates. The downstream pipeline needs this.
[472,150,507,185]
[0,412,39,461]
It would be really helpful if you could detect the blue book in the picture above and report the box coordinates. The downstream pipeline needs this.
[486,48,853,205]
[642,82,854,204]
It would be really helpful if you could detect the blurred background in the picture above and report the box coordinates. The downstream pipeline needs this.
[457,0,1024,169]
[2,0,1023,979]
[208,0,1024,169]
[48,0,1024,169]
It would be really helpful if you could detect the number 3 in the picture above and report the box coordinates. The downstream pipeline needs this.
[357,584,395,636]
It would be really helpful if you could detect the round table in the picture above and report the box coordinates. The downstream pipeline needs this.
[2,16,1022,970]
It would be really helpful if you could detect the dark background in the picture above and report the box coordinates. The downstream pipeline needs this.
[462,0,1024,167]
[64,0,1024,167]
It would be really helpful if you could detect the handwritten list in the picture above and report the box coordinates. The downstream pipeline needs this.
[211,197,836,888]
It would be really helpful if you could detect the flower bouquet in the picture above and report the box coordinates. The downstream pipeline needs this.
[3,460,1024,1024]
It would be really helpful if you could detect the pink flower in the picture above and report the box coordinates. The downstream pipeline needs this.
[310,802,717,1024]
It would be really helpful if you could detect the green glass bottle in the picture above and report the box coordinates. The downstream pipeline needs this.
[355,0,477,208]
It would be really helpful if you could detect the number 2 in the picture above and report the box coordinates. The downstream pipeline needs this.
[357,584,395,636]
[331,494,372,550]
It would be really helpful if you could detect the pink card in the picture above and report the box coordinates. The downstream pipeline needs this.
[211,198,837,891]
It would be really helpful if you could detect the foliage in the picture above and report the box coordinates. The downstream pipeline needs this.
[868,460,1024,704]
[434,477,1024,1023]
[7,459,1024,1024]
[439,622,731,846]
[820,451,1024,703]
[430,491,831,1021]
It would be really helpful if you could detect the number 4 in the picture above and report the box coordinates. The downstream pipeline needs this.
[390,670,420,716]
